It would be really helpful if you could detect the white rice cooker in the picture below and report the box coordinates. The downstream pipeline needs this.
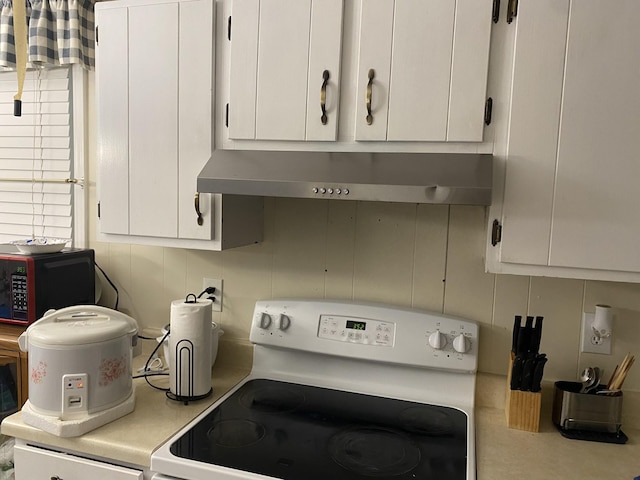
[18,305,138,437]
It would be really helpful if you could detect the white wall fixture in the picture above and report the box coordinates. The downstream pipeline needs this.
[580,304,613,355]
[202,278,223,312]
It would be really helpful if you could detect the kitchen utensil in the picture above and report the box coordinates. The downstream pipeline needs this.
[511,315,522,354]
[607,353,635,392]
[531,316,544,354]
[530,354,547,392]
[585,367,602,394]
[579,367,595,393]
[596,389,621,395]
[509,314,546,391]
[17,305,138,436]
[520,357,535,390]
[510,324,528,390]
[509,315,546,391]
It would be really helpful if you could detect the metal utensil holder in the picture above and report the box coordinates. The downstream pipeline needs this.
[552,381,623,433]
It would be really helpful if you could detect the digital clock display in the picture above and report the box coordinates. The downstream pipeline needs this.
[16,266,26,274]
[346,320,366,331]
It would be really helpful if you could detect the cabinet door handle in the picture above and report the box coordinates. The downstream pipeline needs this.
[320,70,330,125]
[51,476,63,480]
[194,192,203,226]
[365,69,375,125]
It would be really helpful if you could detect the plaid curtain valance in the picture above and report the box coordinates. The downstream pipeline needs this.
[0,0,95,70]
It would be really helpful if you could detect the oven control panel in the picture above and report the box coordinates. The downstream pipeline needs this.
[250,299,478,373]
[318,315,395,346]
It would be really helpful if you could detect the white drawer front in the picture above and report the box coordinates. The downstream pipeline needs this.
[14,444,143,480]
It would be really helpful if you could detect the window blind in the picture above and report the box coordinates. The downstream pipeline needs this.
[0,66,78,243]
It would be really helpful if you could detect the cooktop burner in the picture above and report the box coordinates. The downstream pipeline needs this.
[170,379,468,479]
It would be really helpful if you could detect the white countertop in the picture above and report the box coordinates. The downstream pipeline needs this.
[475,374,640,480]
[2,341,639,478]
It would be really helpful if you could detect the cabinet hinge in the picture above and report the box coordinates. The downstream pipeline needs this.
[484,97,493,125]
[227,16,232,40]
[492,0,500,23]
[491,219,502,246]
[95,26,99,45]
[97,201,101,219]
[225,103,229,127]
[506,0,518,23]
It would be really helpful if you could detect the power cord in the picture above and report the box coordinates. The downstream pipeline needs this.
[136,330,170,392]
[197,287,216,303]
[94,261,119,310]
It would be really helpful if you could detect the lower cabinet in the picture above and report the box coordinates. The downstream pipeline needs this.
[0,325,27,419]
[14,442,144,480]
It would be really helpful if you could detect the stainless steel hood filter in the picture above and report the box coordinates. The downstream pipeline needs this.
[197,150,492,205]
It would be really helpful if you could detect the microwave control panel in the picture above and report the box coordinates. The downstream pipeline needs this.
[10,273,28,320]
[0,258,29,322]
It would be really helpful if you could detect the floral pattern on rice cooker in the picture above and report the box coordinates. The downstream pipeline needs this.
[31,361,47,384]
[99,355,127,386]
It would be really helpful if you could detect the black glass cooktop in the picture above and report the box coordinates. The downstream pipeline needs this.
[170,379,468,480]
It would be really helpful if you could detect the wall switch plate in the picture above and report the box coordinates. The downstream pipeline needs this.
[580,313,612,354]
[202,278,223,312]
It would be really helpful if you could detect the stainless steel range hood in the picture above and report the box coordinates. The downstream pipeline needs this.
[197,150,492,205]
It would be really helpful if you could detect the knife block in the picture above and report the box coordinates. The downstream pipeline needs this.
[506,353,541,432]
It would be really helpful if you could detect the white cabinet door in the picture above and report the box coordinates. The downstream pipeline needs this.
[492,0,640,280]
[548,0,640,272]
[255,0,310,141]
[177,0,214,240]
[304,0,343,141]
[128,2,179,238]
[355,0,492,142]
[14,443,143,480]
[95,7,129,235]
[228,0,343,141]
[96,0,214,242]
[353,0,394,141]
[497,0,568,266]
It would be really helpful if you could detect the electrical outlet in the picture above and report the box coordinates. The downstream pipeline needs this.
[202,278,223,312]
[580,313,611,354]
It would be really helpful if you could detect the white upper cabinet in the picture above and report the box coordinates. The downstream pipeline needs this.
[355,0,493,142]
[96,0,263,250]
[228,0,344,141]
[487,0,640,282]
[226,0,493,145]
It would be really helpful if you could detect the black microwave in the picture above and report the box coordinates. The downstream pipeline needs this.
[0,246,95,325]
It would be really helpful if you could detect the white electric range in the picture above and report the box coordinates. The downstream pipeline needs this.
[151,299,479,480]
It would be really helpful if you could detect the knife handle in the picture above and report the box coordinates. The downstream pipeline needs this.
[510,356,524,390]
[531,356,548,392]
[525,315,534,329]
[511,315,522,354]
[520,358,535,391]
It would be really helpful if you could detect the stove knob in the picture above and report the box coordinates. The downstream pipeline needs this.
[259,313,272,329]
[428,330,446,349]
[276,314,291,331]
[453,334,470,353]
